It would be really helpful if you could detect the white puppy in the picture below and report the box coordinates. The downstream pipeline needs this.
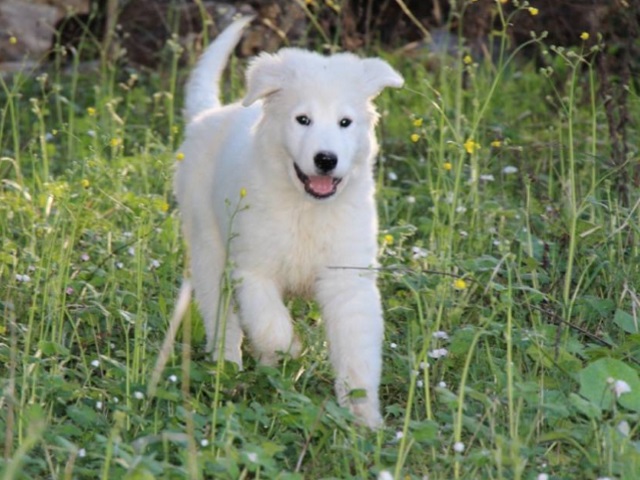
[174,17,403,427]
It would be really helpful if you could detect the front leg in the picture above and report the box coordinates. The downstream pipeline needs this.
[316,271,384,428]
[234,272,302,366]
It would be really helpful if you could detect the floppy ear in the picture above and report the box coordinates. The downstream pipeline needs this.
[242,53,286,106]
[362,58,404,98]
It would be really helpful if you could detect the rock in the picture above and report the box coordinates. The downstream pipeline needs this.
[0,0,89,70]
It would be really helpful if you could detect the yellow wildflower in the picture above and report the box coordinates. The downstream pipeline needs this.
[528,7,539,16]
[81,179,90,189]
[413,118,423,127]
[410,133,420,143]
[160,201,169,213]
[176,152,185,161]
[86,107,96,116]
[240,187,247,198]
[463,139,480,154]
[110,138,122,147]
[171,125,179,134]
[384,234,394,245]
[463,55,473,65]
[443,162,453,171]
[490,140,502,148]
[580,32,590,41]
[453,278,468,290]
[9,36,17,45]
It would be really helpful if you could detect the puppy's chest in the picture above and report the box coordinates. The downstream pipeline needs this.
[241,206,337,294]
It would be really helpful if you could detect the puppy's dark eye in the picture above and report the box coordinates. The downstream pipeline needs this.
[339,118,352,128]
[296,115,311,126]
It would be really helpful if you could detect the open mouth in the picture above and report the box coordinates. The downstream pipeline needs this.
[294,163,342,199]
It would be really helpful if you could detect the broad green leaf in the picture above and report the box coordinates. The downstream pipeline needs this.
[38,340,70,356]
[123,467,155,480]
[67,404,102,428]
[614,309,640,334]
[568,393,601,420]
[410,420,439,443]
[578,358,640,412]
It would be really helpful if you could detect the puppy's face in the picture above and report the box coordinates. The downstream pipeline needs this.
[243,49,403,200]
[280,95,370,199]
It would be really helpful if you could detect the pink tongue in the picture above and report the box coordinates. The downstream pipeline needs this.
[308,176,334,195]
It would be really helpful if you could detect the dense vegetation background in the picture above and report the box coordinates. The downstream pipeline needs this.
[1,1,639,478]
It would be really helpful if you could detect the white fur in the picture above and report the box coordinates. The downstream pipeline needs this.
[174,17,403,428]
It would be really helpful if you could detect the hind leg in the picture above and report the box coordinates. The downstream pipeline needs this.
[190,226,243,368]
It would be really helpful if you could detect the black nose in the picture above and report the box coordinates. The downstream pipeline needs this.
[314,151,338,174]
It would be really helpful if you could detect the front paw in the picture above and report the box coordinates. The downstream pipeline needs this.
[348,394,383,429]
[210,348,243,371]
[256,334,302,366]
[337,382,383,429]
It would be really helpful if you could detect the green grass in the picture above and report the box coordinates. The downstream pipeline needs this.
[1,10,640,480]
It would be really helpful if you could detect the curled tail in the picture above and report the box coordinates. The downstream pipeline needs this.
[184,16,254,122]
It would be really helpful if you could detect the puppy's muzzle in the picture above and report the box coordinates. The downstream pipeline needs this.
[294,154,342,200]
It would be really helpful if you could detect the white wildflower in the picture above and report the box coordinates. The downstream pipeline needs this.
[91,359,100,368]
[150,259,161,269]
[502,165,518,174]
[395,431,404,440]
[78,448,86,458]
[416,379,424,388]
[479,174,495,182]
[406,195,416,204]
[432,331,449,340]
[389,342,398,349]
[168,374,178,383]
[133,391,144,400]
[387,171,398,181]
[453,441,465,453]
[613,379,631,398]
[617,420,630,436]
[247,452,258,463]
[455,205,467,214]
[15,274,31,283]
[378,470,394,480]
[95,401,103,410]
[428,348,448,359]
[200,438,209,447]
[537,474,549,480]
[438,381,447,388]
[411,246,428,259]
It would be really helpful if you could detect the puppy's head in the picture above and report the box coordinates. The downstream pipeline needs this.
[242,49,403,200]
